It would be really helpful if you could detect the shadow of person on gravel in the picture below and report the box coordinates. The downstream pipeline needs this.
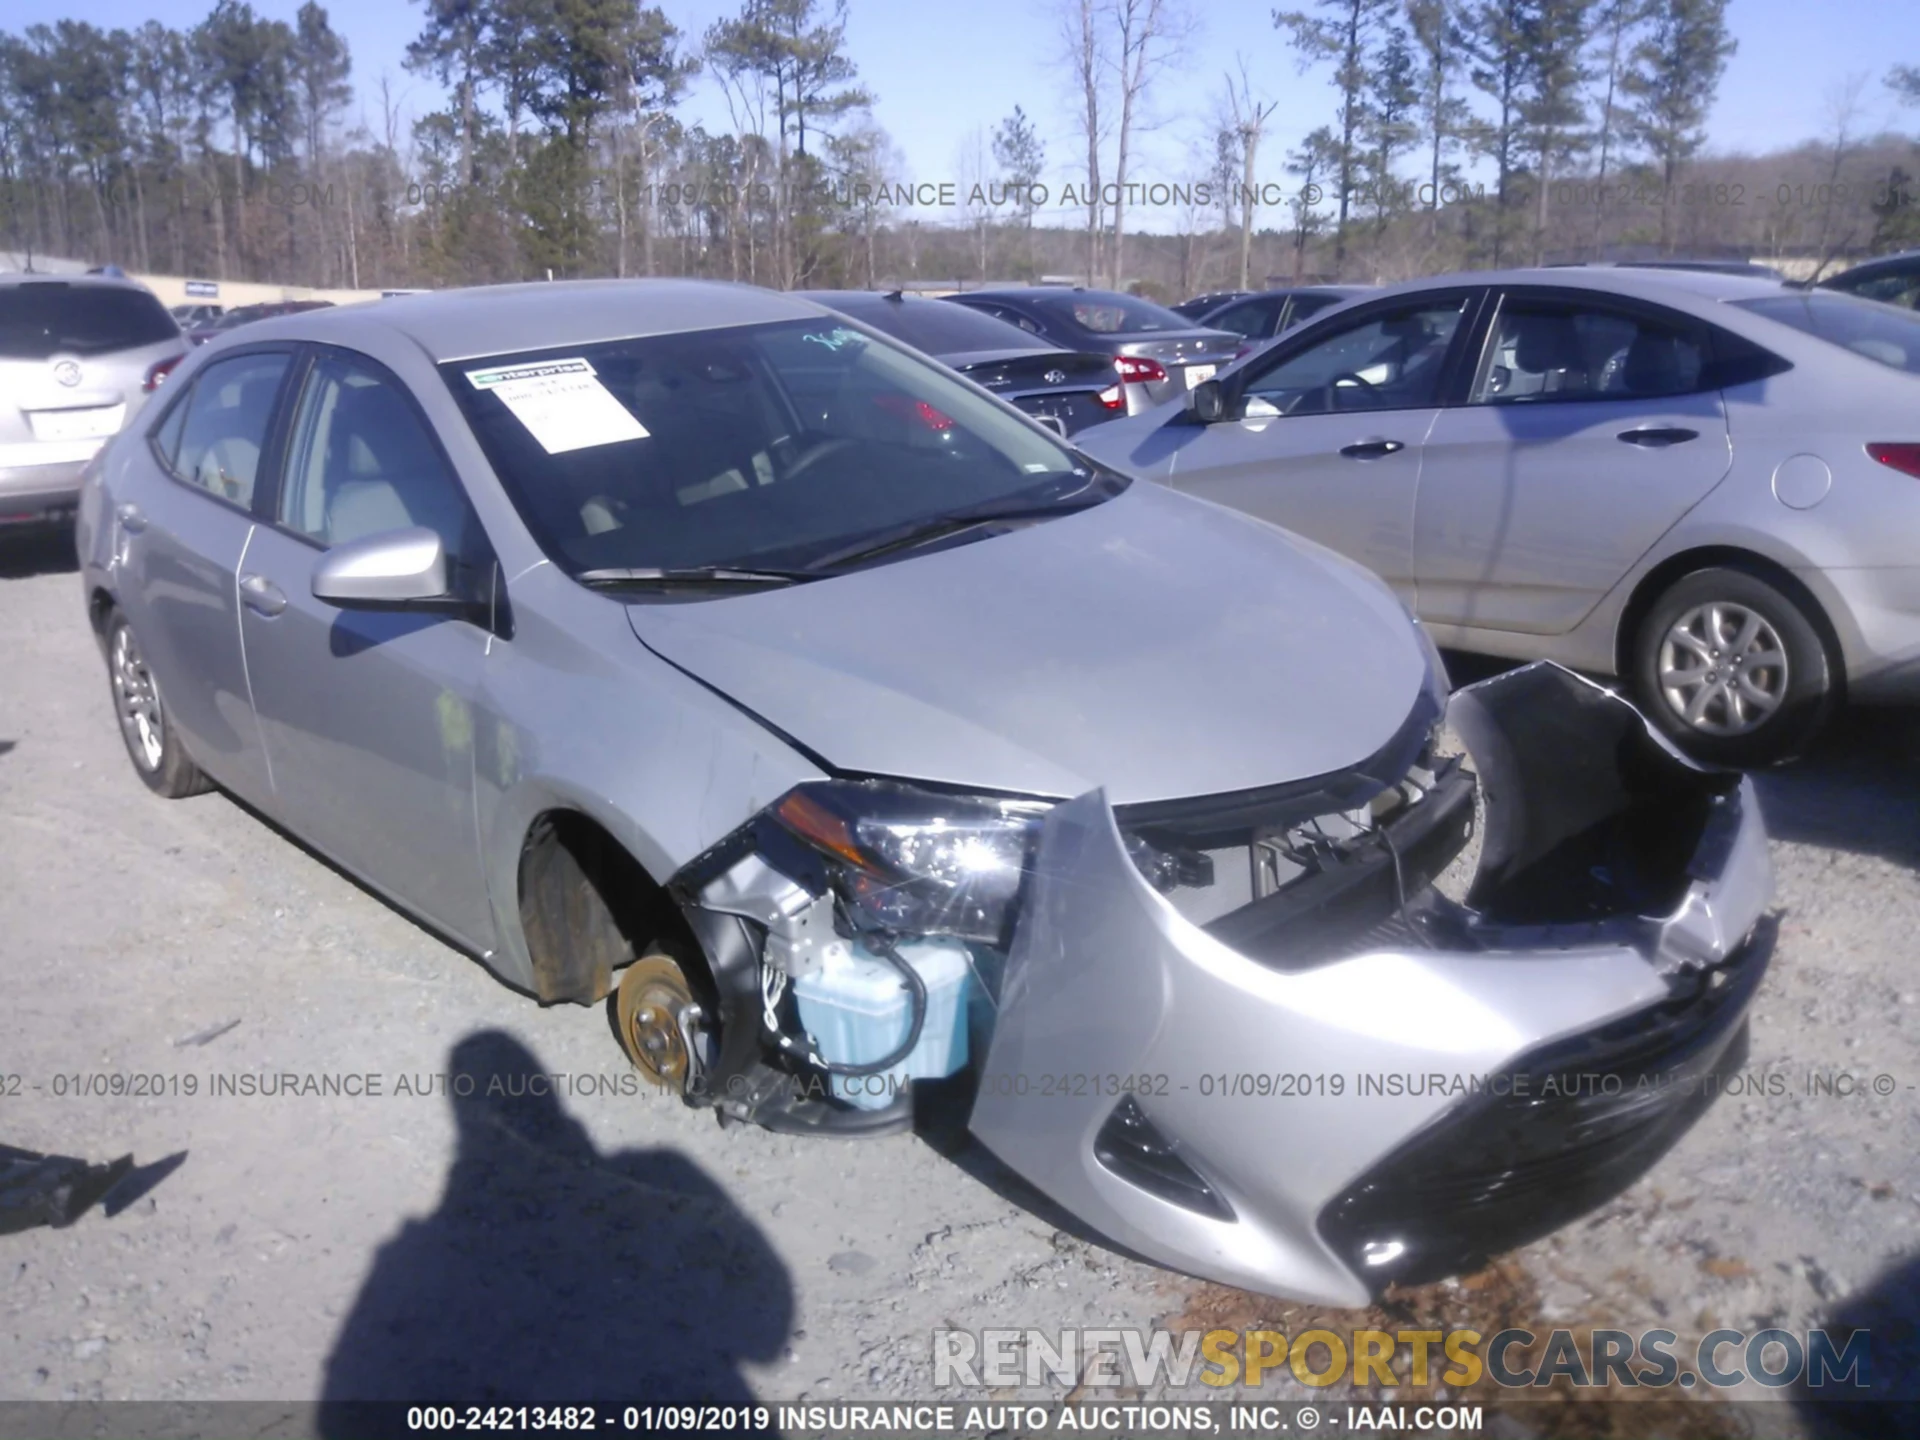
[319,1029,791,1434]
[1791,1251,1920,1438]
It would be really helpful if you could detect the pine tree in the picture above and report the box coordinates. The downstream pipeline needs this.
[1621,0,1734,251]
[1276,0,1400,268]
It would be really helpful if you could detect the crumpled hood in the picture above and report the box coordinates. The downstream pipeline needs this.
[625,482,1429,805]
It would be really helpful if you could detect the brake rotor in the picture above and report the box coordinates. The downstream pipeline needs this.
[615,953,696,1093]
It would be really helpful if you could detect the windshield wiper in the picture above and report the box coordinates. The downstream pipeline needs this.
[576,565,809,588]
[803,479,1113,573]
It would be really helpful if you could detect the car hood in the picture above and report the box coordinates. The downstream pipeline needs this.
[624,482,1430,805]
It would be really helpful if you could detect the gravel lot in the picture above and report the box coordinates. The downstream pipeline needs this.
[2,527,1917,1433]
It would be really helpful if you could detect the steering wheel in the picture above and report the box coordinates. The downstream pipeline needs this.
[1328,371,1383,407]
[783,436,859,481]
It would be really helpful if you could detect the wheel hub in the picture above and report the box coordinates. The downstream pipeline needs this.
[1657,601,1789,738]
[615,954,697,1093]
[112,625,165,770]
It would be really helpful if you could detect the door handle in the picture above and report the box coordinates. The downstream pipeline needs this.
[239,573,287,618]
[115,503,147,534]
[1339,438,1406,460]
[1617,427,1699,447]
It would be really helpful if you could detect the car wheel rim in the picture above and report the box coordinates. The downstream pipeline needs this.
[111,624,165,771]
[1657,602,1790,738]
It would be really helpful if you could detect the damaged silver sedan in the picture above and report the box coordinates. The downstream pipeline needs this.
[76,280,1772,1305]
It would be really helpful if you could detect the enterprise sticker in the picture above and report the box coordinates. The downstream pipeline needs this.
[465,357,649,454]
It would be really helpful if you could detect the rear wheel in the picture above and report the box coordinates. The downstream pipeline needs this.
[105,609,212,797]
[1632,566,1834,767]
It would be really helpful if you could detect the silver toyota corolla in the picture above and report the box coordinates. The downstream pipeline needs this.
[76,280,1772,1305]
[1077,267,1920,766]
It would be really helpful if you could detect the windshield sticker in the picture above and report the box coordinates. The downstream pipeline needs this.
[465,357,649,453]
[802,327,864,352]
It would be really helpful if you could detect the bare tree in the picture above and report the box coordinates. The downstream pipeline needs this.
[1810,73,1869,279]
[1058,0,1109,284]
[1221,57,1277,289]
[956,125,995,280]
[1106,0,1192,287]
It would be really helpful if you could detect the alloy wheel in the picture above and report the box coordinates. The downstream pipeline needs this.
[111,623,166,771]
[1657,602,1790,737]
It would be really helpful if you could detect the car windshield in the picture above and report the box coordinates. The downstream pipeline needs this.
[0,283,178,359]
[442,319,1112,577]
[814,296,1043,356]
[1735,293,1920,375]
[1035,291,1192,335]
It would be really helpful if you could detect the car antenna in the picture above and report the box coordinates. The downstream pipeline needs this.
[884,288,905,301]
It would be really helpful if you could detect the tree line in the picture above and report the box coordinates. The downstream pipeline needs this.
[0,0,1915,298]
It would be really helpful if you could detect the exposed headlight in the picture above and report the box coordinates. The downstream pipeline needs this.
[768,781,1049,944]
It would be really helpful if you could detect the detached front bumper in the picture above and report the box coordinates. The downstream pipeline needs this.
[968,663,1773,1306]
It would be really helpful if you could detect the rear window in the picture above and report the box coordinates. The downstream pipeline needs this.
[1735,293,1920,375]
[1035,291,1193,335]
[824,297,1043,356]
[0,283,178,359]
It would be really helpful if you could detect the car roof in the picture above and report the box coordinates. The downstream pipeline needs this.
[1239,284,1374,299]
[237,278,831,362]
[796,288,934,306]
[955,286,1138,302]
[1826,251,1920,278]
[0,271,157,294]
[1367,266,1790,306]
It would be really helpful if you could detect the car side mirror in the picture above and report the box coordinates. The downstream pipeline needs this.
[312,526,450,609]
[1187,378,1227,424]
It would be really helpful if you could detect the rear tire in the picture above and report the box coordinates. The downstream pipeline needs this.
[104,608,212,798]
[1631,566,1834,767]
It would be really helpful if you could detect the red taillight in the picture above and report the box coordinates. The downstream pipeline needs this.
[1867,443,1920,478]
[1114,355,1167,385]
[1097,383,1125,411]
[144,354,183,393]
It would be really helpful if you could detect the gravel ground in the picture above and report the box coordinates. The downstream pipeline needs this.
[2,527,1917,1434]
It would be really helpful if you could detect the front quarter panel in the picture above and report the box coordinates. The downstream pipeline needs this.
[472,563,824,994]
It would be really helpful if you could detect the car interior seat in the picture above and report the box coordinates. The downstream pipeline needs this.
[322,381,465,548]
[1508,314,1589,396]
[1615,330,1699,396]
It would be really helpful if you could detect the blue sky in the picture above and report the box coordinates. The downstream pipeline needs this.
[14,0,1920,232]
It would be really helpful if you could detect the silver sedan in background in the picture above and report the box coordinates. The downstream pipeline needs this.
[77,280,1770,1304]
[1078,267,1920,765]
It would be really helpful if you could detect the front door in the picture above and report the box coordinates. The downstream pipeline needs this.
[1154,292,1478,604]
[1413,290,1734,635]
[237,347,497,951]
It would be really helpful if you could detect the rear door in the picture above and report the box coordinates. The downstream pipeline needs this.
[236,345,497,950]
[1412,287,1734,635]
[112,346,296,800]
[1151,289,1482,604]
